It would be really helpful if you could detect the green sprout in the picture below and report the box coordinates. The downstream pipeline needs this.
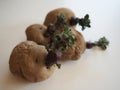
[96,37,109,50]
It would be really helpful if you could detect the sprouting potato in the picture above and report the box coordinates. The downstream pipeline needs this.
[9,8,88,82]
[9,41,56,82]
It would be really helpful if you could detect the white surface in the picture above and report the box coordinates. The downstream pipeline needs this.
[0,0,120,90]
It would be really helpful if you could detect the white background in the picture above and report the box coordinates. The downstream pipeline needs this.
[0,0,120,90]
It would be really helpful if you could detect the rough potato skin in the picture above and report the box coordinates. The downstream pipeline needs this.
[62,29,86,60]
[44,8,75,26]
[9,41,56,82]
[26,24,50,45]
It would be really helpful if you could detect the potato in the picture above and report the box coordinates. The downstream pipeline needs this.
[9,41,56,82]
[44,8,75,27]
[62,29,86,60]
[26,24,50,45]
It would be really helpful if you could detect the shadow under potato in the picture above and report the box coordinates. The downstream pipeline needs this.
[2,72,29,90]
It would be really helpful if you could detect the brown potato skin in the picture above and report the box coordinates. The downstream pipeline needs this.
[26,24,50,45]
[9,41,56,82]
[44,8,75,27]
[61,29,86,60]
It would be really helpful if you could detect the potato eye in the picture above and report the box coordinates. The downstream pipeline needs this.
[39,27,42,30]
[35,58,40,63]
